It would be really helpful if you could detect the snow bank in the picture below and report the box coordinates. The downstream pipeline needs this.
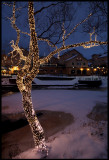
[33,77,79,85]
[46,128,107,159]
[13,122,107,159]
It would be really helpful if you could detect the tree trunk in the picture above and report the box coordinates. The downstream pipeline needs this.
[21,88,47,152]
[16,74,47,154]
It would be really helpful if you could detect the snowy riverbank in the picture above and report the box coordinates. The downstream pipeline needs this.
[2,76,108,159]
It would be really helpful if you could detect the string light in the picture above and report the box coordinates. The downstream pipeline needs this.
[82,27,99,48]
[8,2,48,157]
[57,51,60,59]
[62,23,66,47]
[2,2,12,6]
[8,1,108,158]
[65,13,93,40]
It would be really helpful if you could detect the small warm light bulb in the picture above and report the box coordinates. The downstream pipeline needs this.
[87,68,90,71]
[80,68,83,71]
[94,68,97,71]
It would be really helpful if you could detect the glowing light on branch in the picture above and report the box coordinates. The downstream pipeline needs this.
[83,27,101,48]
[39,40,108,65]
[89,27,95,41]
[62,23,66,47]
[65,13,93,40]
[3,2,12,6]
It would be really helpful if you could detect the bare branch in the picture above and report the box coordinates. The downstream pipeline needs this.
[38,20,61,38]
[82,2,107,35]
[2,2,13,7]
[19,30,58,50]
[38,38,57,49]
[33,1,74,43]
[34,2,61,15]
[65,13,93,40]
[62,23,66,46]
[39,40,108,65]
[20,31,30,36]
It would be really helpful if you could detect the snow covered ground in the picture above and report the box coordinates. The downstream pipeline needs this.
[2,76,108,159]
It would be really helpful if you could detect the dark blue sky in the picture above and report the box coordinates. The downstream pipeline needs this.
[2,1,107,59]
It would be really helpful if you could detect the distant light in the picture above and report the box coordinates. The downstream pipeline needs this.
[80,68,83,71]
[87,68,90,71]
[94,68,97,71]
[2,69,6,72]
[13,66,19,70]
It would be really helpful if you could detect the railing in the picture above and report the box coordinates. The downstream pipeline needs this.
[79,75,101,81]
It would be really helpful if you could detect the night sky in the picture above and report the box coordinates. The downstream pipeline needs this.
[1,1,108,59]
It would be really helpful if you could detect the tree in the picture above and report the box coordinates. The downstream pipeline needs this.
[2,1,77,52]
[3,1,108,158]
[82,1,108,54]
[82,1,107,33]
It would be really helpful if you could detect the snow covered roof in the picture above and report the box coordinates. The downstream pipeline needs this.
[65,54,78,61]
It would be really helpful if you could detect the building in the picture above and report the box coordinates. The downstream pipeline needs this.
[39,49,91,76]
[60,49,89,75]
[39,56,59,75]
[2,48,107,76]
[88,53,108,76]
[89,54,108,67]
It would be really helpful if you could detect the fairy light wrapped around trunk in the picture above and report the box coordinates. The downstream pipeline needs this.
[9,1,48,156]
[7,1,108,158]
[22,2,48,153]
